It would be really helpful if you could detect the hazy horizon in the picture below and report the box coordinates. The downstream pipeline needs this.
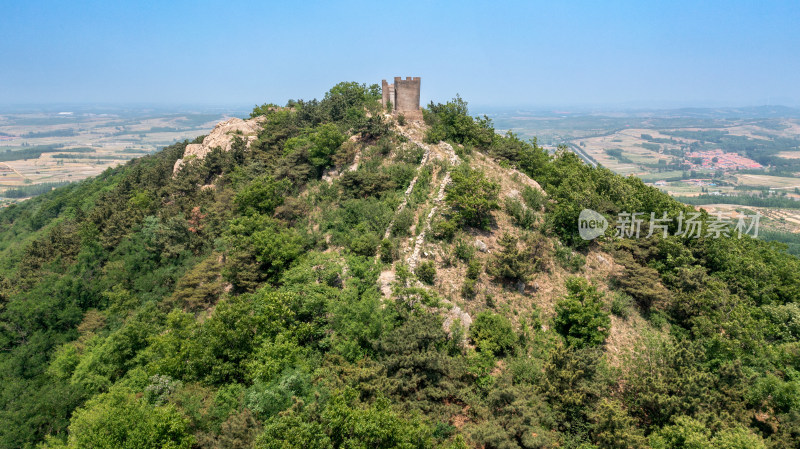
[2,102,799,117]
[2,1,798,108]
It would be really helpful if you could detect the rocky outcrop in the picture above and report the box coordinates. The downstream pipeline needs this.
[173,117,265,173]
[443,304,473,335]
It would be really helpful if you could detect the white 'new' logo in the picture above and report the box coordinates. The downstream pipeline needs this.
[578,209,608,240]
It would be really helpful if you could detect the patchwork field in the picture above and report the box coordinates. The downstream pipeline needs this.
[736,174,800,189]
[698,203,800,234]
[488,109,800,250]
[0,107,248,203]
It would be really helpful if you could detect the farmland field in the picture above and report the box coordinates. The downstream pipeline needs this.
[485,106,800,249]
[0,106,248,203]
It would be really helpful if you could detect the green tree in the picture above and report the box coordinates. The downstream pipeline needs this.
[256,388,431,449]
[322,81,381,124]
[445,164,499,230]
[58,389,193,449]
[168,254,224,310]
[537,346,609,440]
[486,232,548,283]
[589,398,647,448]
[235,175,291,216]
[468,381,557,449]
[309,123,346,171]
[423,95,494,148]
[649,416,713,449]
[553,278,610,348]
[470,311,516,355]
[415,261,437,285]
[225,215,308,287]
[256,401,332,449]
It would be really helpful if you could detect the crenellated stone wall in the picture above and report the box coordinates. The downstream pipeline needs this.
[381,76,421,117]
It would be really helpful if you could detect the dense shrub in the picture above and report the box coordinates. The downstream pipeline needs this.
[612,248,671,311]
[339,169,394,199]
[348,230,380,256]
[610,292,634,319]
[379,239,396,263]
[521,185,545,210]
[431,218,459,241]
[445,164,500,230]
[466,258,482,280]
[505,197,536,229]
[415,260,437,285]
[423,95,494,148]
[554,243,586,272]
[50,389,193,449]
[486,232,548,283]
[553,278,610,348]
[461,279,477,299]
[392,207,414,236]
[235,175,291,216]
[453,237,474,261]
[470,311,516,355]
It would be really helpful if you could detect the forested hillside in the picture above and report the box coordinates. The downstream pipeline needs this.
[1,82,799,449]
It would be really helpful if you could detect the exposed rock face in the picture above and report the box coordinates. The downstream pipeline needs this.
[443,304,472,336]
[378,270,396,297]
[173,117,265,173]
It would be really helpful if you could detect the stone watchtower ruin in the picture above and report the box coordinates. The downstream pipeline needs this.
[381,76,421,119]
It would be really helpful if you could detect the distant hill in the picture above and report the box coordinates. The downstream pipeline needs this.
[658,105,800,119]
[479,104,800,119]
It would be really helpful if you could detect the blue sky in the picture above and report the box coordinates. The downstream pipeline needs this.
[1,0,798,108]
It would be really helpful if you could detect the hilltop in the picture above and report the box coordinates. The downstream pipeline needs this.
[0,82,799,449]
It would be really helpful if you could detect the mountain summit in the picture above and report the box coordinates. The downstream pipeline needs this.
[0,81,798,449]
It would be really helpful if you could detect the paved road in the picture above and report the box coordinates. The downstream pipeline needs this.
[567,143,598,168]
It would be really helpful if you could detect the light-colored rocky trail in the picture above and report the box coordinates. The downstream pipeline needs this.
[405,141,460,270]
[380,139,431,241]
